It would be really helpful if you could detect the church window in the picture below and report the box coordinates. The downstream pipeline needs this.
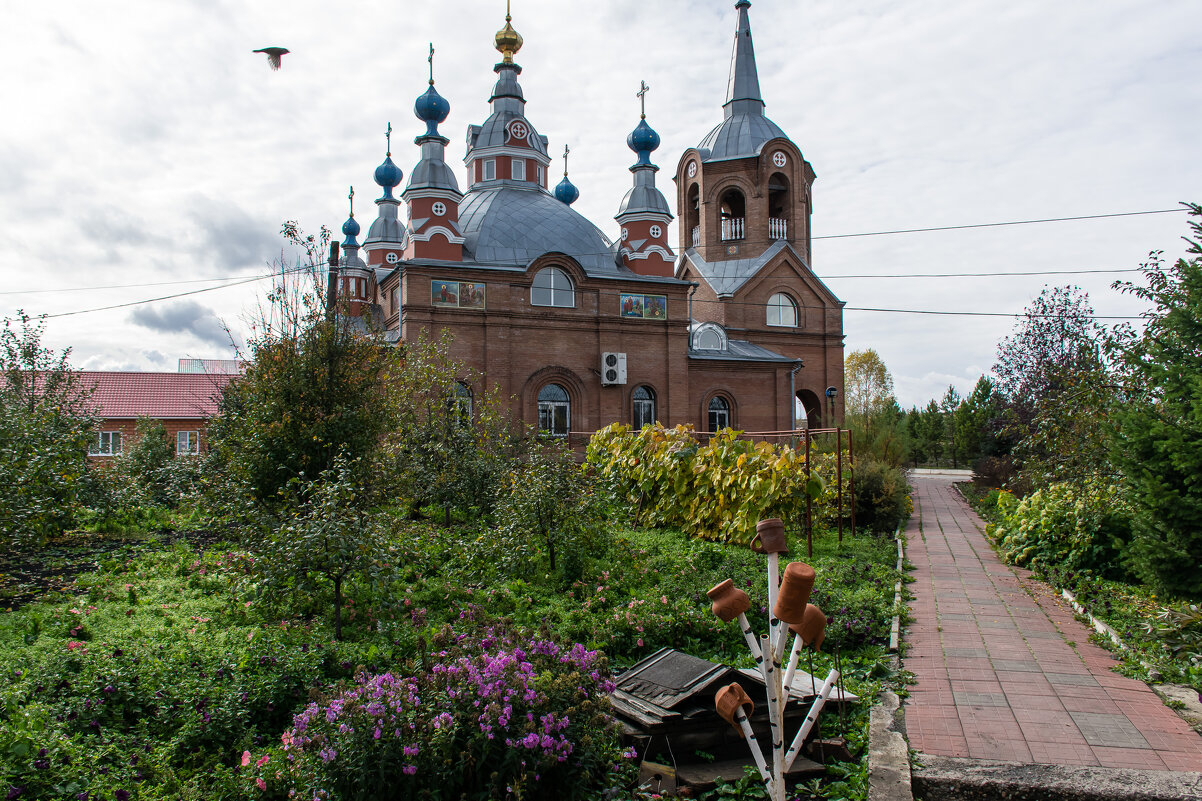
[432,201,446,216]
[538,383,570,437]
[531,267,574,308]
[90,431,122,456]
[483,159,496,181]
[632,386,656,429]
[512,159,526,181]
[454,382,473,423]
[692,322,727,351]
[707,396,731,432]
[649,224,662,238]
[719,189,746,241]
[766,293,798,327]
[537,165,544,186]
[386,252,400,264]
[177,430,199,455]
[773,151,787,168]
[390,289,397,314]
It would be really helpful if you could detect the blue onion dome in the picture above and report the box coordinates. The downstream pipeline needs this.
[342,214,361,245]
[554,175,579,206]
[373,155,403,198]
[414,84,451,136]
[627,118,661,164]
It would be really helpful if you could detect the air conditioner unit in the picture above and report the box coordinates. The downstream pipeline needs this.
[601,352,628,386]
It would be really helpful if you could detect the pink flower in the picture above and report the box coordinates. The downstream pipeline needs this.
[256,755,270,767]
[241,751,251,767]
[256,777,267,791]
[636,638,644,647]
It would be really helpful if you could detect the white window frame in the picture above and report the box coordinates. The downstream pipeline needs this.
[90,430,122,456]
[176,430,200,455]
[483,159,496,181]
[766,292,798,327]
[632,386,656,429]
[531,266,575,308]
[536,165,545,186]
[432,201,446,217]
[708,397,731,432]
[511,159,526,181]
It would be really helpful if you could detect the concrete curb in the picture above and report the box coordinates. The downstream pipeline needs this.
[912,755,1202,801]
[889,522,904,653]
[868,690,913,801]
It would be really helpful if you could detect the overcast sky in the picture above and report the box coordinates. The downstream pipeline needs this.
[2,0,1199,408]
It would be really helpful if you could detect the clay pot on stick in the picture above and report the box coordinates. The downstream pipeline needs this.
[714,682,755,734]
[789,603,827,651]
[707,579,751,622]
[750,517,787,554]
[773,561,816,624]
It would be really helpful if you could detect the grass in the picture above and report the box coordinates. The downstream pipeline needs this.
[0,514,902,801]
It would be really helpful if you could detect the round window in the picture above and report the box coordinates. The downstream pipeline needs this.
[649,224,662,238]
[385,252,400,264]
[687,161,698,178]
[508,120,529,141]
[773,151,787,168]
[621,228,629,241]
[432,201,446,217]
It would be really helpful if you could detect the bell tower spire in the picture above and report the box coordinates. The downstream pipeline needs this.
[725,0,764,117]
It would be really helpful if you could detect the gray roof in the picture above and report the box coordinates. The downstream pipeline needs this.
[689,337,796,363]
[458,185,620,274]
[406,137,461,193]
[365,199,405,245]
[697,0,789,162]
[684,238,790,296]
[616,166,672,217]
[468,111,549,156]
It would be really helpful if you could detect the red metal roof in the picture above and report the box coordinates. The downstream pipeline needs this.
[81,371,235,420]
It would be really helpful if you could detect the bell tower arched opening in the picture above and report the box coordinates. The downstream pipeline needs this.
[687,184,701,248]
[768,172,789,241]
[719,188,746,242]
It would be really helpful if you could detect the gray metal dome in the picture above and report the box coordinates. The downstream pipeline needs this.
[697,112,788,162]
[459,186,617,273]
[616,181,671,217]
[365,200,406,245]
[469,111,548,155]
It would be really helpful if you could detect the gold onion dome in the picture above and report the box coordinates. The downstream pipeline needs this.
[495,10,523,63]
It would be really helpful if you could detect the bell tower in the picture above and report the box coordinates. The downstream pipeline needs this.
[674,0,815,266]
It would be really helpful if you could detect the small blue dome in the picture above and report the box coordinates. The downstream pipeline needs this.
[554,175,579,206]
[414,84,451,136]
[342,214,361,246]
[374,156,403,189]
[627,118,661,165]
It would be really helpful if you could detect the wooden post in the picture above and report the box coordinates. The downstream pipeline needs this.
[804,431,813,560]
[836,428,843,545]
[848,428,856,538]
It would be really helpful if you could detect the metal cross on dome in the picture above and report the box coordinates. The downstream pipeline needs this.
[428,42,435,85]
[637,80,650,119]
[348,186,354,217]
[562,144,570,177]
[385,122,392,157]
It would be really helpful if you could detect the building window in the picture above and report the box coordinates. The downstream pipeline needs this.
[512,159,526,181]
[632,386,656,429]
[692,322,727,351]
[538,383,570,437]
[390,288,398,314]
[766,293,798,327]
[483,159,496,181]
[454,382,473,423]
[531,266,574,307]
[537,165,545,186]
[177,430,199,455]
[649,224,662,238]
[708,397,731,432]
[90,431,122,456]
[432,201,446,216]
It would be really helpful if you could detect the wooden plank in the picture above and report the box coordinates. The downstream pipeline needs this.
[675,755,825,790]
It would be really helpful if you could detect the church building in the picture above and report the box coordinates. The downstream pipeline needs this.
[335,0,845,437]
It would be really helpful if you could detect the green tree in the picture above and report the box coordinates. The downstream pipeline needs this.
[1108,203,1202,598]
[917,400,945,465]
[939,385,962,467]
[952,375,1004,465]
[0,313,98,547]
[115,418,176,507]
[992,285,1114,489]
[844,349,895,423]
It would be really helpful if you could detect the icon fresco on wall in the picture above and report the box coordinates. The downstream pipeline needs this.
[432,280,486,309]
[621,293,667,320]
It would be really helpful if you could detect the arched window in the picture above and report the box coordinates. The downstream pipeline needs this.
[531,267,575,307]
[768,172,790,240]
[687,184,701,247]
[708,396,731,432]
[454,382,473,423]
[766,293,798,327]
[719,188,746,241]
[537,383,570,436]
[692,322,728,351]
[632,386,656,429]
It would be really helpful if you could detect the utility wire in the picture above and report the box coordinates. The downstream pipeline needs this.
[812,208,1186,240]
[826,267,1139,279]
[0,274,270,296]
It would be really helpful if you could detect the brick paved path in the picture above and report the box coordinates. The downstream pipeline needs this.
[903,473,1202,772]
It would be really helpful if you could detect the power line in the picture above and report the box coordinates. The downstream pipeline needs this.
[0,274,270,296]
[826,267,1140,279]
[812,208,1186,240]
[843,305,1143,320]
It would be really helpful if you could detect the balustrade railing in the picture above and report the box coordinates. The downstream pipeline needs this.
[721,217,745,241]
[769,217,788,240]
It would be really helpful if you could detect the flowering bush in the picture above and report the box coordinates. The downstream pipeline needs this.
[272,628,632,800]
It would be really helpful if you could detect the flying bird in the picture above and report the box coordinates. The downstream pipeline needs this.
[253,47,289,71]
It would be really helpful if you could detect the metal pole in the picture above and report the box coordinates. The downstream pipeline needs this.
[804,432,813,560]
[325,242,340,321]
[836,428,843,545]
[848,428,856,538]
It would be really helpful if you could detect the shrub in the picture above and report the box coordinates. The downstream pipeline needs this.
[989,480,1132,578]
[851,459,910,533]
[268,628,632,801]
